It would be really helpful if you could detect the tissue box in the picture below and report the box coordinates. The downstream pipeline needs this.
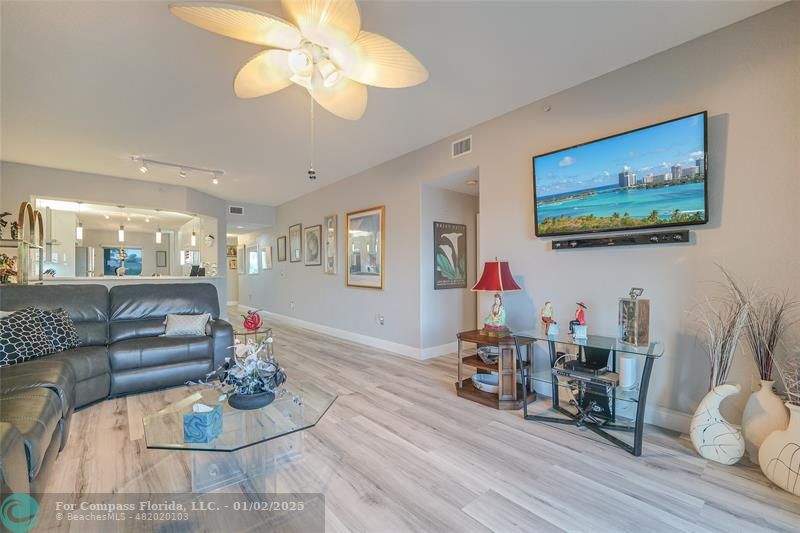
[183,404,223,443]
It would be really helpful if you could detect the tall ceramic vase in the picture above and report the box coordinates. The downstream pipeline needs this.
[741,380,789,464]
[690,383,745,465]
[758,403,800,497]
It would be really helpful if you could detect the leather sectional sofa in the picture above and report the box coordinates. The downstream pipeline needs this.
[0,283,233,493]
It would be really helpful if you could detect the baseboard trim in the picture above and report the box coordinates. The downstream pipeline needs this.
[421,341,458,359]
[254,309,429,360]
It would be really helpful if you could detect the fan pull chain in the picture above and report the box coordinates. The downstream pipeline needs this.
[308,94,317,180]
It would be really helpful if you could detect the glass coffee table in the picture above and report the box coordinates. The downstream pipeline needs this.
[143,380,336,492]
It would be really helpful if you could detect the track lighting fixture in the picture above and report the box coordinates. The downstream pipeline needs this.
[131,156,223,183]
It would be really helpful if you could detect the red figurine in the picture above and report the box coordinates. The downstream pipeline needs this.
[569,302,587,335]
[242,310,263,332]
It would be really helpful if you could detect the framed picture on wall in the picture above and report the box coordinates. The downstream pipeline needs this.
[289,224,302,263]
[155,250,168,268]
[346,206,384,289]
[324,214,337,274]
[247,245,259,274]
[277,236,287,262]
[226,245,237,258]
[237,245,246,274]
[262,245,273,270]
[228,258,238,270]
[433,221,467,289]
[304,225,322,266]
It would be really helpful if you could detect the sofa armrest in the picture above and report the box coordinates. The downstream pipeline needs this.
[208,319,234,370]
[0,360,76,419]
[0,422,31,494]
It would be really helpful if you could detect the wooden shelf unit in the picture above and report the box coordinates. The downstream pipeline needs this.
[455,329,535,410]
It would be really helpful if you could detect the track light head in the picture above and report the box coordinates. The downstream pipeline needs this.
[179,168,187,178]
[138,161,148,173]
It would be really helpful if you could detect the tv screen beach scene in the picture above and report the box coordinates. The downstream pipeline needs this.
[533,112,707,236]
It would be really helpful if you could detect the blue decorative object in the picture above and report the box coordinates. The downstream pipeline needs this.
[183,403,223,443]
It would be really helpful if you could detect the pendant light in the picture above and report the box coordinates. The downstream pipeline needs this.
[118,225,125,243]
[75,202,83,241]
[191,230,197,247]
[307,95,317,180]
[155,228,162,244]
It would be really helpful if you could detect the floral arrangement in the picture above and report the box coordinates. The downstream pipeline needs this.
[695,267,750,390]
[241,309,262,332]
[0,253,17,284]
[775,352,800,406]
[215,336,286,397]
[723,270,798,381]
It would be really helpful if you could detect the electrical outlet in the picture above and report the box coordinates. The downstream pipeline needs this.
[376,314,385,326]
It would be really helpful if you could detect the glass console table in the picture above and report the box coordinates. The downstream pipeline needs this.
[512,330,663,456]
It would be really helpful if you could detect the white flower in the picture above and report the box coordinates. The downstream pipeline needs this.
[441,232,463,260]
[438,244,455,270]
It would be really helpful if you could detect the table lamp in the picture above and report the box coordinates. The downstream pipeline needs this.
[472,259,521,336]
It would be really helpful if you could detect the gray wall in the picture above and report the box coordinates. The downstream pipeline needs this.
[241,2,799,422]
[420,186,478,348]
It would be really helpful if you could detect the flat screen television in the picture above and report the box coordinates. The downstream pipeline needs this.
[532,111,708,237]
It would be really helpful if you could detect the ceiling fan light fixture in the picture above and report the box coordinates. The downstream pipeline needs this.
[288,47,313,76]
[317,58,342,88]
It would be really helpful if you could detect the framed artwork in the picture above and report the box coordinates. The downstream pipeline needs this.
[433,221,467,289]
[277,236,287,262]
[247,245,259,274]
[346,206,384,289]
[261,245,273,270]
[237,245,245,274]
[304,225,322,266]
[289,224,302,263]
[226,245,237,257]
[323,214,337,274]
[155,250,168,268]
[103,247,142,276]
[228,258,238,270]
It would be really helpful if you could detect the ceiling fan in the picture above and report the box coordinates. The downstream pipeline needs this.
[170,0,429,120]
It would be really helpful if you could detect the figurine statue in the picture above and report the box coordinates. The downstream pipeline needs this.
[483,293,508,332]
[569,302,588,335]
[540,301,555,325]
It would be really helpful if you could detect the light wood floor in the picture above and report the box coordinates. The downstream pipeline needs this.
[44,317,800,532]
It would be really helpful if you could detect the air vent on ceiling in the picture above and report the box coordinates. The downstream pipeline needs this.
[228,205,244,215]
[451,135,472,159]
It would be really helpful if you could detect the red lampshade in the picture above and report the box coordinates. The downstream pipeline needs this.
[471,260,521,292]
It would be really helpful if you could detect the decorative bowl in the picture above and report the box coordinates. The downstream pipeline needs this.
[228,390,275,410]
[471,373,499,394]
[477,346,499,365]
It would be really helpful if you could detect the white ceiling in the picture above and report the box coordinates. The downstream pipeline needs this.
[1,1,780,206]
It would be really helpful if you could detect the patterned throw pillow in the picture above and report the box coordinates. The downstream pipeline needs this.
[0,307,54,367]
[163,313,211,337]
[39,308,81,353]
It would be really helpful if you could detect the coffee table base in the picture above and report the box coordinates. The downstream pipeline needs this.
[191,432,303,493]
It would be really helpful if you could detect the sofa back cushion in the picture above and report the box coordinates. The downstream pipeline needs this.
[0,285,109,346]
[109,283,219,343]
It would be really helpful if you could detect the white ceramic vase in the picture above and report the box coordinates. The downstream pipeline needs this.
[690,383,745,465]
[741,380,789,464]
[758,402,800,497]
